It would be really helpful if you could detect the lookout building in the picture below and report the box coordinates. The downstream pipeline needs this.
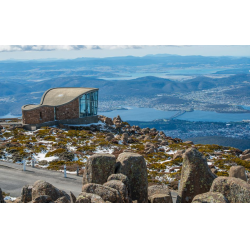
[22,87,99,129]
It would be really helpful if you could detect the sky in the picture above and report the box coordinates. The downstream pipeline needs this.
[0,45,250,61]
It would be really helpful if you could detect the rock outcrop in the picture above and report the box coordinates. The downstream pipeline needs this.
[21,185,33,203]
[32,180,70,202]
[0,188,4,203]
[83,153,116,185]
[178,148,217,203]
[116,152,148,203]
[82,183,122,203]
[210,177,250,203]
[107,173,131,199]
[148,185,173,203]
[103,180,130,203]
[192,192,229,203]
[229,166,247,181]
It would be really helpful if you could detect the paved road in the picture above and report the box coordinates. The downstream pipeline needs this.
[0,161,178,202]
[0,161,82,197]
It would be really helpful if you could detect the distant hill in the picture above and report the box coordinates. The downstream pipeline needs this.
[186,136,250,151]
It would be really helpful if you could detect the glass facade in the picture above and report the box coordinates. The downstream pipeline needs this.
[79,90,98,117]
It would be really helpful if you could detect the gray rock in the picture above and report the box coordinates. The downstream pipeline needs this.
[210,177,250,203]
[55,196,70,203]
[148,185,172,203]
[173,150,184,160]
[32,195,53,203]
[70,191,76,203]
[178,148,217,203]
[149,194,172,203]
[107,173,131,198]
[229,165,247,181]
[240,153,250,160]
[192,192,229,203]
[77,192,105,203]
[116,152,148,203]
[32,180,70,202]
[242,149,250,155]
[82,183,122,203]
[21,185,33,203]
[83,153,116,185]
[0,188,5,203]
[103,180,130,203]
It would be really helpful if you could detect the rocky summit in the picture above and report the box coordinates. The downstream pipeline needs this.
[1,114,250,203]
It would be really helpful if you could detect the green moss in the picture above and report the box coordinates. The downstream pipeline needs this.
[45,148,66,157]
[44,135,56,141]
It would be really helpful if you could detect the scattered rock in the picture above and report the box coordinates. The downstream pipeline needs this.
[242,149,250,155]
[83,153,116,185]
[32,180,70,202]
[192,192,229,203]
[77,192,105,203]
[183,141,193,145]
[107,173,131,198]
[240,153,250,161]
[121,133,129,144]
[173,150,184,160]
[116,152,148,203]
[210,177,250,203]
[229,166,247,181]
[55,196,70,203]
[82,183,122,203]
[104,117,114,126]
[148,185,173,203]
[32,195,53,203]
[21,185,33,203]
[70,191,76,203]
[104,180,130,203]
[178,148,217,203]
[0,188,4,203]
[149,194,172,203]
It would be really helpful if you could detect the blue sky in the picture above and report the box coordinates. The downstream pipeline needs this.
[0,45,250,61]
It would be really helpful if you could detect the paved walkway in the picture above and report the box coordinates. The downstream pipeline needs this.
[0,161,82,197]
[0,161,178,202]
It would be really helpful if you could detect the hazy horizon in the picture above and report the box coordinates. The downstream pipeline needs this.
[0,45,250,61]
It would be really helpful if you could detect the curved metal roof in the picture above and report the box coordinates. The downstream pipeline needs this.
[22,87,98,111]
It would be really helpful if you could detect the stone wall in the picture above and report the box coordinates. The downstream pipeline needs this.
[22,98,80,125]
[23,116,99,130]
[22,106,54,124]
[55,98,79,121]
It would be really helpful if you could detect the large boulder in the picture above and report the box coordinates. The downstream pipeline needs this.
[116,152,148,203]
[82,183,122,203]
[55,196,70,203]
[210,177,250,203]
[32,195,53,203]
[240,153,250,161]
[229,166,247,181]
[173,150,184,160]
[32,180,70,202]
[149,194,172,203]
[192,192,229,203]
[107,173,131,198]
[103,180,130,203]
[76,192,105,203]
[83,154,116,185]
[178,148,217,203]
[21,185,33,203]
[69,191,76,203]
[0,188,4,203]
[148,185,172,203]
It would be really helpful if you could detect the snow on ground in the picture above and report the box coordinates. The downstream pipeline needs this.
[4,196,16,201]
[34,153,58,163]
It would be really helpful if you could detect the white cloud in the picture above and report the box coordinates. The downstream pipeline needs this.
[0,45,146,52]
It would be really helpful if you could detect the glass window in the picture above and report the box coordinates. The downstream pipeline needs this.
[79,90,98,117]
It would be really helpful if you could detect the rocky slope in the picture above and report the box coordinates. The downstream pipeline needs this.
[1,115,250,203]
